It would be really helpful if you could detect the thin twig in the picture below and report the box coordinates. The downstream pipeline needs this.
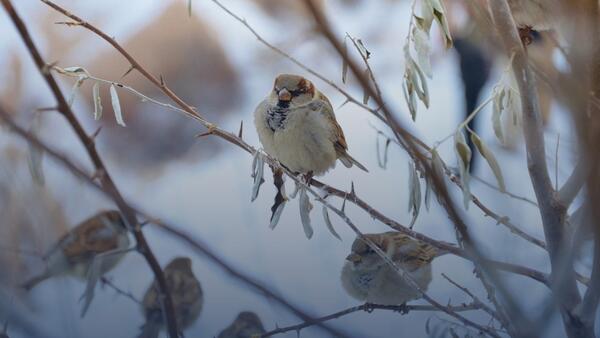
[260,302,484,338]
[100,277,141,305]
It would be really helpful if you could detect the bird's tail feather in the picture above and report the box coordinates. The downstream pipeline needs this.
[339,152,369,172]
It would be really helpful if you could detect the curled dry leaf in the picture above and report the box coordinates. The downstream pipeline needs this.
[454,131,472,209]
[492,87,506,143]
[250,152,265,202]
[299,188,314,239]
[412,26,432,78]
[269,167,287,229]
[424,0,453,48]
[92,82,103,121]
[63,66,90,76]
[470,132,506,192]
[109,84,126,127]
[68,75,87,108]
[408,162,422,228]
[376,132,392,169]
[321,195,341,240]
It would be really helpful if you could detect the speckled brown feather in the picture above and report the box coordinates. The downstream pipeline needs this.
[51,211,123,265]
[363,232,442,271]
[314,90,348,151]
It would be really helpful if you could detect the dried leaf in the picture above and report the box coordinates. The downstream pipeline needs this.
[298,188,314,239]
[322,198,341,240]
[270,168,287,229]
[27,115,44,186]
[418,1,435,33]
[492,88,505,143]
[424,174,432,211]
[428,0,453,48]
[92,82,102,121]
[68,75,86,108]
[109,84,126,127]
[270,202,286,229]
[376,132,392,169]
[470,132,506,192]
[63,66,90,75]
[413,26,432,78]
[250,152,265,202]
[454,131,472,209]
[410,58,429,108]
[408,162,422,228]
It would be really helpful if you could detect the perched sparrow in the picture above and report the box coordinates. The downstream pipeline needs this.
[254,74,368,176]
[217,311,266,338]
[22,210,130,290]
[138,257,203,338]
[341,232,445,305]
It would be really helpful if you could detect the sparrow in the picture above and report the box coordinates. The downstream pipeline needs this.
[341,232,446,305]
[138,257,203,338]
[254,74,368,176]
[21,210,130,291]
[217,311,266,338]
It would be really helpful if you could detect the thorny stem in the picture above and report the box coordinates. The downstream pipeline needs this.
[0,1,180,337]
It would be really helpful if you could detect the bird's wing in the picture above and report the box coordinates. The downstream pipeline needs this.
[61,217,120,264]
[396,242,440,271]
[312,91,348,151]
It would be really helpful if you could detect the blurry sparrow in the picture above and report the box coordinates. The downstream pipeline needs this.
[139,257,203,338]
[217,311,266,338]
[507,0,557,31]
[22,210,130,290]
[341,232,445,305]
[254,74,368,176]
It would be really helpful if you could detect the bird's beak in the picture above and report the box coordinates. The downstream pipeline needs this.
[278,88,292,102]
[346,253,362,264]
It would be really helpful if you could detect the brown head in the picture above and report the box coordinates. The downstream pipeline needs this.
[100,210,127,230]
[346,232,414,271]
[271,74,316,107]
[233,311,264,332]
[165,256,193,272]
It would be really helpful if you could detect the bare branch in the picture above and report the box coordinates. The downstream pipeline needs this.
[558,160,588,207]
[0,2,180,336]
[487,1,588,337]
[260,302,485,338]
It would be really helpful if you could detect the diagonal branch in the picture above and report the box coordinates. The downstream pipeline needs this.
[0,104,354,338]
[0,1,180,336]
[260,302,485,338]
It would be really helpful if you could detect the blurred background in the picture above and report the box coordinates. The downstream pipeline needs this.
[0,0,589,337]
